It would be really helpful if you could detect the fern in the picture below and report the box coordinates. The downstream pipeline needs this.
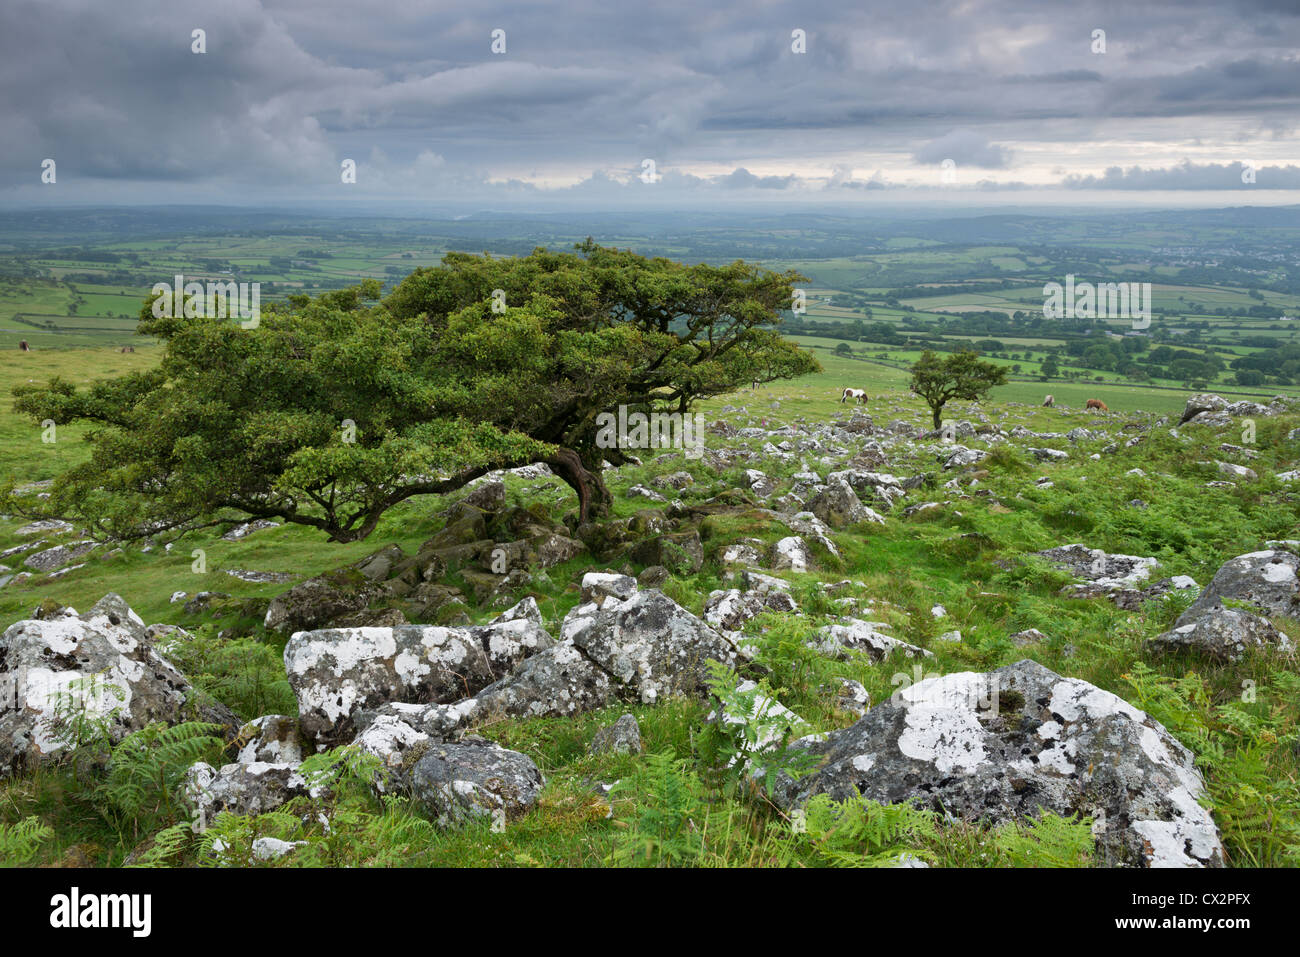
[799,792,939,867]
[0,816,54,867]
[101,721,225,834]
[609,750,707,867]
[703,659,820,796]
[988,811,1095,867]
[128,820,195,868]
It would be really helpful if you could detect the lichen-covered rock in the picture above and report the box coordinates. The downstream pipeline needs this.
[234,715,303,765]
[184,760,322,828]
[782,512,842,558]
[1150,607,1294,663]
[263,567,389,635]
[1036,544,1159,588]
[703,587,798,633]
[772,660,1224,868]
[590,713,643,755]
[806,479,881,528]
[770,536,812,572]
[811,619,932,661]
[0,594,237,776]
[830,678,870,718]
[1179,393,1229,425]
[941,446,987,469]
[561,589,741,704]
[408,738,544,827]
[628,530,704,573]
[285,599,554,747]
[580,572,638,605]
[23,540,98,572]
[1180,548,1300,621]
[474,641,616,720]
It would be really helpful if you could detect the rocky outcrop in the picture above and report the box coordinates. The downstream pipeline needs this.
[772,660,1225,868]
[0,594,237,776]
[285,598,554,748]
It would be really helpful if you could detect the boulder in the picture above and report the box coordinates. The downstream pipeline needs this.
[285,599,554,747]
[703,587,798,633]
[234,715,303,765]
[772,660,1224,868]
[1179,393,1229,425]
[1036,544,1158,588]
[811,619,932,661]
[184,760,321,828]
[590,713,643,755]
[560,588,741,704]
[806,480,880,528]
[770,536,811,572]
[408,738,544,827]
[1150,607,1294,663]
[1,594,237,776]
[628,530,704,573]
[264,568,389,635]
[1180,548,1299,621]
[23,540,97,572]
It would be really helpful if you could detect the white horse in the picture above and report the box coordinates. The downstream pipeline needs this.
[841,388,867,404]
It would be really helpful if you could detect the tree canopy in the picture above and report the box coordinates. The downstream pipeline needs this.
[909,349,1009,428]
[7,242,818,542]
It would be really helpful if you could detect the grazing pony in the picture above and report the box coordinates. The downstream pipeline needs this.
[19,340,29,351]
[1042,394,1054,407]
[841,387,867,405]
[1085,398,1108,412]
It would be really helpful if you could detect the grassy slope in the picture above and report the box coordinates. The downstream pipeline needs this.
[1,344,1298,867]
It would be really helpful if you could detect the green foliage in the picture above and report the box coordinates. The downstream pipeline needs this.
[798,793,938,867]
[1120,664,1300,866]
[12,244,817,540]
[46,674,125,758]
[162,628,295,720]
[101,722,225,835]
[609,751,707,867]
[909,349,1009,427]
[0,816,55,866]
[987,811,1095,867]
[702,659,819,796]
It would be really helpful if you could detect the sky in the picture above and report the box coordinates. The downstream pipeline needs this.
[2,0,1299,210]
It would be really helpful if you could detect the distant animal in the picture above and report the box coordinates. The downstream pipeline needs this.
[1085,398,1108,412]
[1042,394,1054,407]
[841,387,867,404]
[120,345,134,353]
[19,340,29,351]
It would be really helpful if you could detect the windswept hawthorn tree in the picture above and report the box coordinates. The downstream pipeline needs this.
[7,242,818,542]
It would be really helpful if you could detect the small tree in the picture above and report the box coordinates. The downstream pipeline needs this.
[9,243,818,541]
[834,342,852,357]
[909,350,1008,429]
[1040,354,1060,378]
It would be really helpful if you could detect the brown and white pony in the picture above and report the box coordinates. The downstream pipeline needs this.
[1042,394,1054,407]
[1085,398,1108,412]
[841,388,867,404]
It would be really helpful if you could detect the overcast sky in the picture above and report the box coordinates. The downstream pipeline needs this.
[2,0,1299,209]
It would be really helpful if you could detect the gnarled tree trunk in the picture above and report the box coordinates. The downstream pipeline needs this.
[545,447,611,524]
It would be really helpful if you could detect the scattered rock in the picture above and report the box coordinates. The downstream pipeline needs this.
[1,594,238,775]
[772,660,1224,868]
[590,714,643,755]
